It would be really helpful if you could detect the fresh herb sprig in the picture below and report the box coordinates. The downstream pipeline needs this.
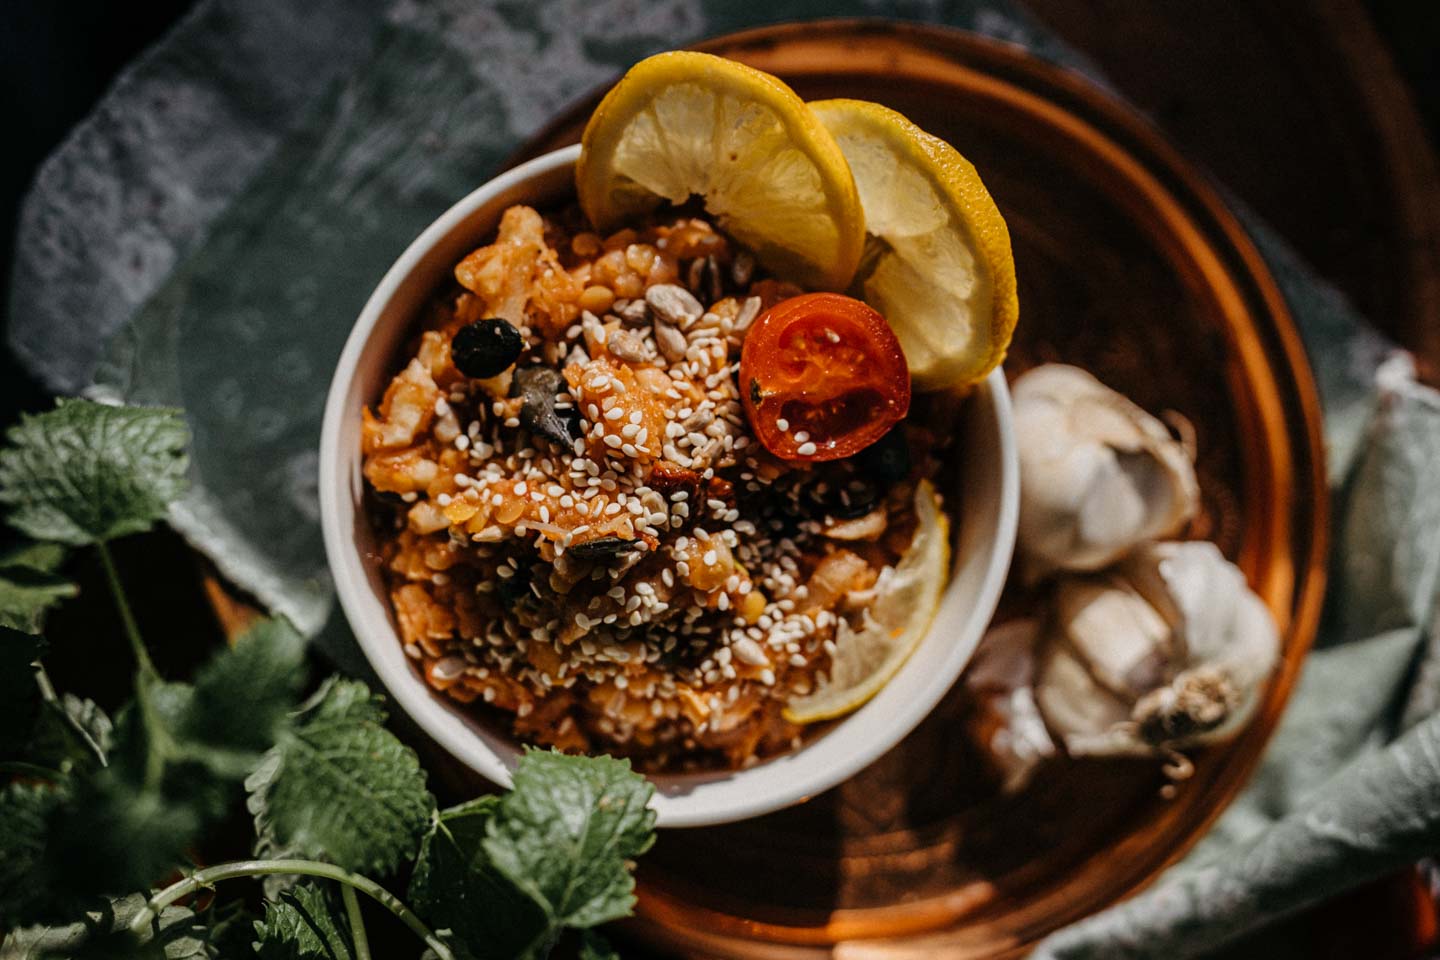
[0,399,656,959]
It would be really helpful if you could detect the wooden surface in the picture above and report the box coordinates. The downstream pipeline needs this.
[21,0,1440,957]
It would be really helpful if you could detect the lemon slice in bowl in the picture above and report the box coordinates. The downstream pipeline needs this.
[809,98,1019,391]
[577,51,865,291]
[784,480,950,724]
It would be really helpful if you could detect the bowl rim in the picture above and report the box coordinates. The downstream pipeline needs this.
[318,144,1020,827]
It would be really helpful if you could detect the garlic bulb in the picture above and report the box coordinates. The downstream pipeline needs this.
[963,619,1057,792]
[1034,540,1279,756]
[1012,364,1199,576]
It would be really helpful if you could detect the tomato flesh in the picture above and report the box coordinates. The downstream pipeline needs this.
[739,293,910,461]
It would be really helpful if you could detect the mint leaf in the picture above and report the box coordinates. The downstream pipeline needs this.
[35,704,202,911]
[482,750,656,933]
[0,400,188,546]
[0,543,75,633]
[27,695,113,772]
[247,678,434,876]
[0,628,44,756]
[409,797,550,960]
[578,931,622,960]
[41,766,201,909]
[122,617,305,783]
[252,884,353,960]
[0,781,63,930]
[176,618,306,778]
[1,893,211,959]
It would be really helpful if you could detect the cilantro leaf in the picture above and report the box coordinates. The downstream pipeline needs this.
[578,931,622,960]
[0,400,189,546]
[246,678,434,877]
[2,893,211,959]
[251,884,354,960]
[483,750,655,933]
[0,628,45,757]
[0,542,75,633]
[0,781,64,930]
[408,796,550,960]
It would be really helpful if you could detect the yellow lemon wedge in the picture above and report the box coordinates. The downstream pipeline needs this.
[810,98,1019,390]
[576,51,865,291]
[784,479,950,724]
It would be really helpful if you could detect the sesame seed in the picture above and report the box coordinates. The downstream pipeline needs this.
[776,418,789,432]
[797,441,818,456]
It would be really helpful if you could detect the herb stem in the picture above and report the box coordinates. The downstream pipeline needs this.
[341,884,373,960]
[129,859,453,960]
[97,541,155,678]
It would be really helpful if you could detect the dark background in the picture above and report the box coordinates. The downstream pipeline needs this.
[3,1,1438,956]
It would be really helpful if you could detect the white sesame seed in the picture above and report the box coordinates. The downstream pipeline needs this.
[776,418,789,432]
[797,441,818,456]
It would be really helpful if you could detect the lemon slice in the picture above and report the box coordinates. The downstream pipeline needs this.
[577,51,865,291]
[810,99,1019,390]
[784,480,950,724]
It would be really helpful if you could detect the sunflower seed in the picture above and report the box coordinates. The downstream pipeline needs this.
[646,284,703,329]
[655,320,688,363]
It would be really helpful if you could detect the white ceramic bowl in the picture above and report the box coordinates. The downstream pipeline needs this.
[319,144,1019,827]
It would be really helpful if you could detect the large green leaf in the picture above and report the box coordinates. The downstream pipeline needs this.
[246,679,434,877]
[482,750,655,933]
[1,893,211,959]
[408,797,550,960]
[0,543,75,633]
[0,400,188,546]
[0,781,64,931]
[173,618,307,778]
[251,884,353,960]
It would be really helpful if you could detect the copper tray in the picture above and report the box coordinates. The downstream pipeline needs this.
[507,19,1328,959]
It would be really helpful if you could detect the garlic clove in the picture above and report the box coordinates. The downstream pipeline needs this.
[1013,364,1199,576]
[1035,540,1279,756]
[1034,642,1141,755]
[963,619,1058,791]
[1053,575,1175,698]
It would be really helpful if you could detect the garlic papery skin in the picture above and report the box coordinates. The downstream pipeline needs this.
[1035,541,1279,757]
[1012,364,1199,577]
[963,619,1057,792]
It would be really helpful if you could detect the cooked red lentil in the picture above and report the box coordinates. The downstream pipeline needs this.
[361,204,945,770]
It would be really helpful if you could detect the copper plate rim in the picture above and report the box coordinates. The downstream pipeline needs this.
[506,18,1329,953]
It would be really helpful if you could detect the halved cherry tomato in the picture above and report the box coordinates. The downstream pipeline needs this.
[739,293,910,461]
